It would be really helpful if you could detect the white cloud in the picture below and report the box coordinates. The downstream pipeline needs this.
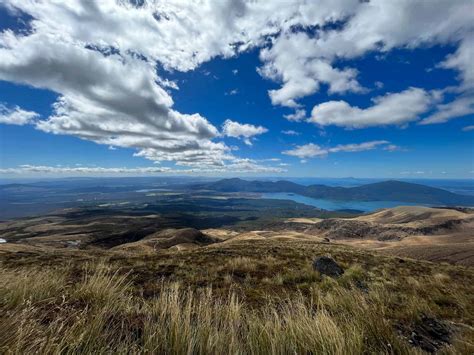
[462,125,474,132]
[0,160,286,176]
[0,164,173,175]
[0,104,39,125]
[256,0,474,116]
[232,69,238,75]
[383,144,403,152]
[0,29,231,168]
[312,1,473,59]
[421,95,474,124]
[283,143,327,159]
[258,32,363,107]
[281,130,300,136]
[219,158,286,173]
[310,88,434,128]
[0,0,301,172]
[0,0,473,172]
[225,89,239,96]
[1,0,357,73]
[439,35,474,90]
[283,140,390,159]
[284,109,307,122]
[222,119,268,145]
[329,141,389,153]
[374,81,384,89]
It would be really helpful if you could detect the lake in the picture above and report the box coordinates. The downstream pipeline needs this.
[262,192,428,212]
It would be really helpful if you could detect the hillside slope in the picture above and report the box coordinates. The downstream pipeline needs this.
[1,237,473,354]
[280,206,474,265]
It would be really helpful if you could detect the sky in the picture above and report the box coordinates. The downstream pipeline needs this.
[0,0,473,179]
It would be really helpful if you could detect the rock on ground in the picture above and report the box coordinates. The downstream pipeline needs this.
[313,256,344,277]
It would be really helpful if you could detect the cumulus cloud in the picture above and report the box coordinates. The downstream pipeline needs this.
[258,32,363,107]
[283,141,390,159]
[0,0,312,172]
[0,27,230,168]
[2,0,337,172]
[284,109,307,122]
[1,0,366,109]
[1,0,357,73]
[0,0,473,174]
[310,88,434,128]
[0,104,39,125]
[222,119,268,145]
[256,0,474,119]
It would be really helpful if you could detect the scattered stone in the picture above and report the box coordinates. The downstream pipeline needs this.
[66,240,80,247]
[355,279,369,293]
[312,256,344,278]
[322,237,330,243]
[406,315,452,353]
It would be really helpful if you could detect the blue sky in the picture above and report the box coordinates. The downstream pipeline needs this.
[0,1,473,178]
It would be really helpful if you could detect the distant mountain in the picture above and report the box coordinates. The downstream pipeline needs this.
[200,178,306,194]
[194,179,474,206]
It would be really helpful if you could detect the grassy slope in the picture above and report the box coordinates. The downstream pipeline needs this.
[1,239,473,354]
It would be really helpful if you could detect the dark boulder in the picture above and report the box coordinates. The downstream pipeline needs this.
[313,256,344,277]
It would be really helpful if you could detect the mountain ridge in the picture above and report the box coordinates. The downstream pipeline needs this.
[194,178,474,206]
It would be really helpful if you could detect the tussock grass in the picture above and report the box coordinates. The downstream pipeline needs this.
[224,256,258,272]
[1,239,473,353]
[0,264,411,354]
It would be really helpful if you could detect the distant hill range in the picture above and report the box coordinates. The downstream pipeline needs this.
[193,178,474,206]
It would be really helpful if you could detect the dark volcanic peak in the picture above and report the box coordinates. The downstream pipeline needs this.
[198,179,474,206]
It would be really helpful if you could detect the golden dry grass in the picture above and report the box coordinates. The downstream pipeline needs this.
[353,206,471,226]
[0,239,473,354]
[0,264,408,354]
